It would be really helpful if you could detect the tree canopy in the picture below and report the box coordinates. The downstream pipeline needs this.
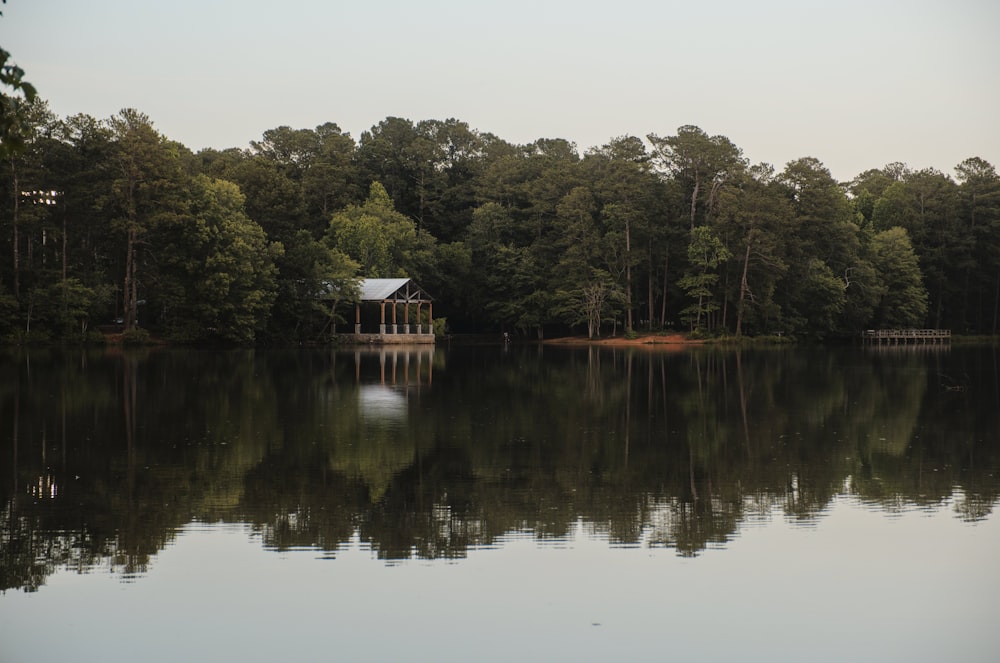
[2,96,998,344]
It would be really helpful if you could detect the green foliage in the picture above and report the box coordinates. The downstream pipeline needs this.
[327,182,419,278]
[2,96,997,342]
[870,226,928,327]
[121,328,151,345]
[0,5,37,158]
[768,158,862,334]
[0,289,18,335]
[271,230,359,341]
[648,125,746,229]
[796,259,848,333]
[552,270,625,338]
[432,316,447,337]
[679,226,731,330]
[153,176,280,344]
[24,278,97,338]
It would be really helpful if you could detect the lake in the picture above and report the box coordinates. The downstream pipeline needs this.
[1,343,998,662]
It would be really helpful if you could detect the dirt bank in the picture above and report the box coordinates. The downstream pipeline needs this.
[543,333,704,348]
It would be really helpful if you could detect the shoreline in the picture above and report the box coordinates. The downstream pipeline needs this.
[542,333,704,347]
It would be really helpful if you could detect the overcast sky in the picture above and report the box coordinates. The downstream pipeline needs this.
[4,0,998,182]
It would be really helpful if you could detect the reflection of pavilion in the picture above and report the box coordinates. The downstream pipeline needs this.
[357,385,408,421]
[347,278,435,344]
[352,346,434,388]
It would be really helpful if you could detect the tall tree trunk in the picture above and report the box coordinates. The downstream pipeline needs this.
[934,280,944,328]
[124,226,137,330]
[707,178,724,223]
[62,215,67,282]
[993,268,999,336]
[689,174,699,231]
[625,216,633,332]
[660,252,669,327]
[417,169,426,233]
[735,240,752,337]
[721,270,730,332]
[647,239,654,330]
[11,163,20,299]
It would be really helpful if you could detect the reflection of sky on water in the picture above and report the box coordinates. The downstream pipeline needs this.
[2,497,997,663]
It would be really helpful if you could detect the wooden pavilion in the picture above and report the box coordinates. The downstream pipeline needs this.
[346,278,435,344]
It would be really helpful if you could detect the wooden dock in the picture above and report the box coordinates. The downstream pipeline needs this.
[860,329,951,346]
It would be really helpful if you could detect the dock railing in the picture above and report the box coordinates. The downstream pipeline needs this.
[860,329,951,345]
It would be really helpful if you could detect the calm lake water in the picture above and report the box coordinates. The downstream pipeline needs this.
[1,343,998,662]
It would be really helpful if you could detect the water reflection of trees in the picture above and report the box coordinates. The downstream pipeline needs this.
[2,345,998,591]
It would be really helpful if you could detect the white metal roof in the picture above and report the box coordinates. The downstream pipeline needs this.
[358,278,432,302]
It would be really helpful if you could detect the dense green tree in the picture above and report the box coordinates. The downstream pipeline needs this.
[648,125,745,230]
[355,117,443,230]
[217,154,305,243]
[3,97,998,342]
[49,113,118,315]
[871,169,967,328]
[0,0,37,158]
[0,109,121,339]
[838,250,882,332]
[477,137,582,234]
[550,186,625,337]
[250,123,360,233]
[22,277,96,336]
[774,157,862,334]
[106,109,187,331]
[417,239,472,328]
[955,157,1000,333]
[678,225,731,331]
[714,165,791,336]
[326,181,424,279]
[464,201,547,334]
[269,230,360,341]
[780,157,861,276]
[2,98,55,305]
[466,138,583,335]
[150,175,281,343]
[870,226,928,327]
[419,118,494,242]
[582,136,665,331]
[955,157,1000,232]
[552,268,623,339]
[847,162,909,228]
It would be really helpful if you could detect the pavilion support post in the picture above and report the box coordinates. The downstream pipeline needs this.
[392,302,398,334]
[405,302,411,334]
[380,302,386,335]
[355,304,361,334]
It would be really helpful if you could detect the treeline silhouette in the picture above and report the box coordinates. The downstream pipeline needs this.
[3,102,999,344]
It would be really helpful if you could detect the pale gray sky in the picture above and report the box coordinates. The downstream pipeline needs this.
[4,0,998,181]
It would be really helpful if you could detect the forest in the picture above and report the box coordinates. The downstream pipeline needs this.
[2,99,999,344]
